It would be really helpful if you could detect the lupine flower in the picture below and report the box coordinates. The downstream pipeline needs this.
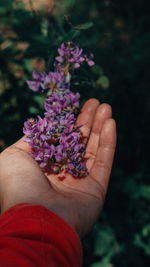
[56,42,85,69]
[44,91,80,117]
[27,70,47,92]
[41,71,64,92]
[86,53,95,66]
[23,42,95,177]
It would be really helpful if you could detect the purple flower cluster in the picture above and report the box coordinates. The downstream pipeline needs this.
[23,42,94,177]
[56,42,94,68]
[44,91,80,117]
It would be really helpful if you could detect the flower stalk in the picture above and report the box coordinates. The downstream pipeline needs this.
[23,42,94,178]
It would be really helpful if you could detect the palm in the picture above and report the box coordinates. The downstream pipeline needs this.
[46,99,115,199]
[0,99,116,236]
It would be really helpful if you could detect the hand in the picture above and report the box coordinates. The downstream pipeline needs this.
[0,99,116,237]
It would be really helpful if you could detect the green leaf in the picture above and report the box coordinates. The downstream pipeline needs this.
[96,76,110,89]
[29,106,39,114]
[24,59,34,72]
[33,95,45,109]
[134,226,150,256]
[77,22,94,30]
[61,29,80,42]
[139,185,150,200]
[94,225,119,256]
[142,224,150,237]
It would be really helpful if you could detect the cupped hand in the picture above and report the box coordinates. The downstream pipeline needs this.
[0,99,116,237]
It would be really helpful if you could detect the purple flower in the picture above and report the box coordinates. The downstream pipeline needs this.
[37,116,47,132]
[41,71,64,92]
[44,94,64,116]
[24,42,95,177]
[27,70,47,92]
[55,42,95,70]
[65,91,80,108]
[23,118,38,142]
[69,47,85,68]
[59,112,75,133]
[44,91,80,117]
[55,145,67,162]
[56,42,85,69]
[86,53,95,66]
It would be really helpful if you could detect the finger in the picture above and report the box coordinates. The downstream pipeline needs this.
[76,98,100,144]
[85,104,112,170]
[13,136,32,153]
[89,118,117,196]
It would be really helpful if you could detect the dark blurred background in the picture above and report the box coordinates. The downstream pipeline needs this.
[0,0,150,266]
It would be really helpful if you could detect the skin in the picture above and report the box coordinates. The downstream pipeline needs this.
[0,99,116,238]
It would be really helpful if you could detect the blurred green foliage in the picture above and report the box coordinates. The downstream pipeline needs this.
[0,0,150,266]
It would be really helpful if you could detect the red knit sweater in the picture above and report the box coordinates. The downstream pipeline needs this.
[0,203,82,266]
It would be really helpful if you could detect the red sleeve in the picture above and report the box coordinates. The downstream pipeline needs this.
[0,203,82,267]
